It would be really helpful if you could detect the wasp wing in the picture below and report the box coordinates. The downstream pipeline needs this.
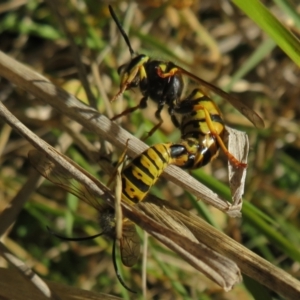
[120,219,140,267]
[179,68,265,128]
[29,149,140,293]
[28,149,105,212]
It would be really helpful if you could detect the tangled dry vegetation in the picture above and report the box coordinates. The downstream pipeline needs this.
[0,1,300,299]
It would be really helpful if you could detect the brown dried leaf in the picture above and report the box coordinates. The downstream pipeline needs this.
[226,126,249,217]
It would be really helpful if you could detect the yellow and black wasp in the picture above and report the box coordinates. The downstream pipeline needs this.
[28,142,197,292]
[121,142,198,204]
[109,5,264,130]
[109,5,264,167]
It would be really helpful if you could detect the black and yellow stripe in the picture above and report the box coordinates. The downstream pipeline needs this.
[121,143,195,204]
[175,88,225,169]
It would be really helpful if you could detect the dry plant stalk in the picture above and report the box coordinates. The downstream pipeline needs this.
[226,126,249,213]
[0,100,240,291]
[140,196,300,299]
[139,201,241,290]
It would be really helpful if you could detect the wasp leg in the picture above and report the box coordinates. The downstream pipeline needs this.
[194,104,247,169]
[141,104,164,141]
[111,57,149,102]
[111,96,149,121]
[111,104,141,121]
[111,68,140,102]
[168,106,180,128]
[110,79,134,102]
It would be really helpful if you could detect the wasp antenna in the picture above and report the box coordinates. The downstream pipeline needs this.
[108,5,135,57]
[47,226,104,242]
[112,239,137,293]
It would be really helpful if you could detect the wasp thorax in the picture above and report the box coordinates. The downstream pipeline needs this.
[99,207,116,235]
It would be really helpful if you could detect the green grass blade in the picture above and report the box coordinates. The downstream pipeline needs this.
[273,0,300,29]
[232,0,300,66]
[226,38,276,91]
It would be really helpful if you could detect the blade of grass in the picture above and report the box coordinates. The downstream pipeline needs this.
[225,38,276,91]
[232,0,300,66]
[273,0,300,29]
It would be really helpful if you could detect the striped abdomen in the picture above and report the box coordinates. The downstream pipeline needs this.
[176,88,225,168]
[121,143,193,204]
